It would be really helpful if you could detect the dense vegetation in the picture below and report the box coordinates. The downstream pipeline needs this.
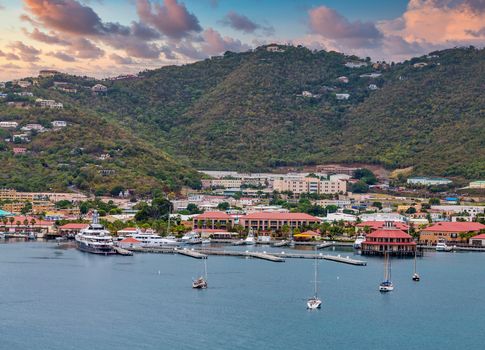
[1,45,484,193]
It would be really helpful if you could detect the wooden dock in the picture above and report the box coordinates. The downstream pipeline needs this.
[113,246,133,256]
[177,249,208,259]
[322,254,367,266]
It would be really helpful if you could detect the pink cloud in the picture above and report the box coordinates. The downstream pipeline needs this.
[200,27,250,56]
[136,0,202,39]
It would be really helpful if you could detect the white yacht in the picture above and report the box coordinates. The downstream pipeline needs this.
[75,211,116,255]
[244,231,256,245]
[353,235,365,249]
[127,230,178,247]
[192,258,208,289]
[182,232,202,245]
[435,240,452,252]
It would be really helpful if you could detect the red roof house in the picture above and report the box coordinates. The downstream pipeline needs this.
[361,222,416,256]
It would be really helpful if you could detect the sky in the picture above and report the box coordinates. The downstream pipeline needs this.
[0,0,484,80]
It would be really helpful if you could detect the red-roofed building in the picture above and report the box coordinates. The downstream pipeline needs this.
[193,212,234,232]
[420,222,485,245]
[58,223,89,236]
[119,237,141,248]
[193,211,321,233]
[469,234,485,246]
[357,221,409,233]
[239,212,321,232]
[117,227,139,236]
[2,216,55,234]
[361,221,416,256]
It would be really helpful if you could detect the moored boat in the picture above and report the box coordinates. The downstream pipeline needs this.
[192,258,208,289]
[75,211,116,255]
[379,251,394,292]
[435,240,452,252]
[307,247,322,310]
[353,235,365,249]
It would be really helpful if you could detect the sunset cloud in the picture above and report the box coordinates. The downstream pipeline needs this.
[47,51,76,62]
[8,41,41,62]
[136,0,202,39]
[220,11,274,35]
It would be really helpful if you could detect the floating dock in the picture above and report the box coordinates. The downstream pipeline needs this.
[322,254,367,266]
[113,246,133,256]
[177,249,208,259]
[246,252,285,262]
[316,242,332,249]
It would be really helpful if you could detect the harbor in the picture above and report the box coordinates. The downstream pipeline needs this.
[1,240,485,350]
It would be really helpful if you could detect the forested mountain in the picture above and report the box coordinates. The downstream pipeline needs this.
[1,45,484,192]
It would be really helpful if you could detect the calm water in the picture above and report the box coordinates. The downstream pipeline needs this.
[1,242,484,350]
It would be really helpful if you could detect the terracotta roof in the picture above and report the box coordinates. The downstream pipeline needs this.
[117,227,138,232]
[422,222,485,232]
[357,221,409,230]
[195,212,232,220]
[120,237,140,243]
[366,229,413,239]
[471,234,485,240]
[242,212,320,221]
[59,223,89,230]
[363,241,416,245]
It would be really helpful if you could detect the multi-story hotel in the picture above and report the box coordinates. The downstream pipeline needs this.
[272,176,346,195]
[193,211,321,233]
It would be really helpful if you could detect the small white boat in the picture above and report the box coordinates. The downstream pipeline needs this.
[201,239,211,245]
[307,247,322,310]
[412,248,420,282]
[353,235,365,249]
[244,231,256,245]
[379,251,394,292]
[0,232,6,239]
[435,241,452,252]
[181,232,199,242]
[186,236,203,245]
[192,258,208,289]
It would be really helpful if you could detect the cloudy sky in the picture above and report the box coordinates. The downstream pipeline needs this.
[0,0,484,80]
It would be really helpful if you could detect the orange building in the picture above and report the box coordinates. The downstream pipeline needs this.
[419,222,485,245]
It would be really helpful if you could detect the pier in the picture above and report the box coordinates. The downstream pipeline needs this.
[113,246,133,256]
[177,249,208,259]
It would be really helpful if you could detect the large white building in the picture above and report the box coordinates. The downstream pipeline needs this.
[0,121,18,128]
[273,176,346,195]
[407,177,452,186]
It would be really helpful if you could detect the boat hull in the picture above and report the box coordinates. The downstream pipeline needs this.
[76,242,117,255]
[307,298,322,309]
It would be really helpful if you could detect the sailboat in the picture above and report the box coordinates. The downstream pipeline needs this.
[192,257,208,289]
[307,247,322,309]
[379,250,394,292]
[412,248,420,281]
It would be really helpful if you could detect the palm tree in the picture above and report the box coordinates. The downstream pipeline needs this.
[9,216,14,227]
[2,217,7,229]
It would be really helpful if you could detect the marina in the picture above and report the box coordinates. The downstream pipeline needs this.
[1,241,485,350]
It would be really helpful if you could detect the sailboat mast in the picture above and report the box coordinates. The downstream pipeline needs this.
[414,248,417,274]
[314,247,318,296]
[204,258,208,280]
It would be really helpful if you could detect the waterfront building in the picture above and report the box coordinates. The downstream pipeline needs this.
[361,221,416,256]
[58,223,89,236]
[419,222,485,245]
[469,234,485,246]
[193,212,321,233]
[407,177,452,186]
[1,216,55,235]
[239,212,321,232]
[356,221,409,233]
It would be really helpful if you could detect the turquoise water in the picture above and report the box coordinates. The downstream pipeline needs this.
[1,242,484,350]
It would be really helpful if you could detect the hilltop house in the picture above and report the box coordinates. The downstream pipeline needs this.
[360,73,382,78]
[368,84,378,90]
[345,62,367,68]
[17,80,32,88]
[0,121,18,128]
[12,147,27,154]
[51,120,67,128]
[337,76,349,83]
[35,99,63,109]
[21,124,45,132]
[266,45,285,53]
[336,93,350,100]
[407,177,452,186]
[91,84,108,94]
[39,70,60,77]
[413,62,428,68]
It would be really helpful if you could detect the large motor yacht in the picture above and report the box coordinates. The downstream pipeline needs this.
[75,211,116,255]
[128,230,178,247]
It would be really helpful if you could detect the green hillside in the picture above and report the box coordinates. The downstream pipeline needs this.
[1,45,483,192]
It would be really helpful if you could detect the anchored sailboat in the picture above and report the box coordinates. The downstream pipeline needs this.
[307,247,322,309]
[192,257,208,289]
[412,248,420,281]
[379,251,394,292]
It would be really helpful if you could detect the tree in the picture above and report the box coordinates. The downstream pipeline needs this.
[353,168,377,185]
[351,180,369,193]
[372,201,382,210]
[217,202,230,211]
[21,202,32,215]
[429,198,440,205]
[186,203,201,214]
[406,207,417,214]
